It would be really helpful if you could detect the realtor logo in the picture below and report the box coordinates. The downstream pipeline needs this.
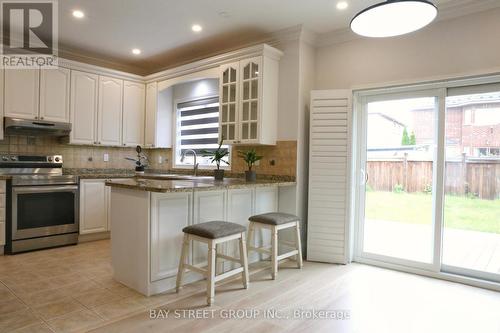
[1,0,58,68]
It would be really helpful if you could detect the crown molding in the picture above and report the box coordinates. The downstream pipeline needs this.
[316,0,500,48]
[144,43,283,83]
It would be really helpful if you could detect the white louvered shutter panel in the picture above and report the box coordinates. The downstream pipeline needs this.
[307,90,352,264]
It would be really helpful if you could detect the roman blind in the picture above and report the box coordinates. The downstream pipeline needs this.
[307,90,352,264]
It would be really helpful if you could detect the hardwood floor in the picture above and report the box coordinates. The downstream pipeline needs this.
[1,240,499,333]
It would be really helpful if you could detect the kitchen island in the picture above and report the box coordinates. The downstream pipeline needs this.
[106,176,296,296]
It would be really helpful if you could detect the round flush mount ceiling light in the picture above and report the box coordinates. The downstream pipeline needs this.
[350,0,437,38]
[132,48,141,55]
[191,24,202,32]
[72,10,85,19]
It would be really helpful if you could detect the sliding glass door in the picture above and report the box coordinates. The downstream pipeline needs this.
[442,88,500,282]
[356,83,499,282]
[359,91,440,269]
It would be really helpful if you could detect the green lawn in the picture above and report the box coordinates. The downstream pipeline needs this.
[365,191,500,234]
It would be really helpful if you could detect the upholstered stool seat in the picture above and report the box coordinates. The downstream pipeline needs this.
[247,212,303,280]
[249,212,299,225]
[176,221,249,306]
[183,221,246,239]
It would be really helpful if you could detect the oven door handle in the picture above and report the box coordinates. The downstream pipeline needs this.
[12,185,78,193]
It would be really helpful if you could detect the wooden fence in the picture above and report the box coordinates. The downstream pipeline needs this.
[366,156,500,200]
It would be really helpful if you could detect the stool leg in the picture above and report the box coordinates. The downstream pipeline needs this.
[176,234,189,292]
[239,232,249,289]
[295,221,303,269]
[247,222,254,258]
[207,240,216,306]
[271,226,278,280]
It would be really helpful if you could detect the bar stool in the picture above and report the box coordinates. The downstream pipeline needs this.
[247,212,303,279]
[176,221,249,306]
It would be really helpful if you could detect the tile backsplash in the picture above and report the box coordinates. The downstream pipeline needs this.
[0,135,297,178]
[0,135,140,169]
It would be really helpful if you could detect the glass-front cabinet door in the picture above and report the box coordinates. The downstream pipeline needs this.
[219,62,239,143]
[239,57,261,143]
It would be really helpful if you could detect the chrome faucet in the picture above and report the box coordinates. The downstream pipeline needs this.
[180,149,198,176]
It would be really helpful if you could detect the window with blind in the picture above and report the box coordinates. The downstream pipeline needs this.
[175,97,230,168]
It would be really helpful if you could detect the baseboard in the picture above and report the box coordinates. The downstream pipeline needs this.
[0,246,4,255]
[78,232,111,243]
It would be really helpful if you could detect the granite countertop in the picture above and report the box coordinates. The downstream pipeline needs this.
[105,177,296,193]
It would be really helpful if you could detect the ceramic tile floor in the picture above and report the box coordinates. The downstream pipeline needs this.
[2,240,500,333]
[0,240,201,333]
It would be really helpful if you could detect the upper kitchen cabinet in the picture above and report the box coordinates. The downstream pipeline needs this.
[70,70,99,145]
[4,69,40,119]
[219,62,239,144]
[122,81,145,147]
[39,68,71,122]
[144,82,172,148]
[98,76,123,146]
[218,46,282,145]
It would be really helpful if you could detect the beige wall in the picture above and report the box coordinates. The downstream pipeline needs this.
[315,8,500,89]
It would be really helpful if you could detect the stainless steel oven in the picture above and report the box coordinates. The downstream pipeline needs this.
[2,155,79,254]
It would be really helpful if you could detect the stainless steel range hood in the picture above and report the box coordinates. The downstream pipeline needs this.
[4,117,71,137]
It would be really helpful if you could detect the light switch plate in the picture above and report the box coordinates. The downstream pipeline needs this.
[103,153,109,162]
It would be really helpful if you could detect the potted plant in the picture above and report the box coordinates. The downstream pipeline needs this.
[201,138,229,180]
[238,149,262,182]
[125,145,149,174]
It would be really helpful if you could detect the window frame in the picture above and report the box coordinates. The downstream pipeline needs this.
[172,94,231,170]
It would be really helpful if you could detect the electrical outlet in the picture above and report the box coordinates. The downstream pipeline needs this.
[255,160,260,166]
[103,153,109,162]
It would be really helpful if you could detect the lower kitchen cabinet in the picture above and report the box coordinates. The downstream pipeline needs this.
[226,188,254,266]
[192,190,227,267]
[150,192,192,282]
[80,179,109,234]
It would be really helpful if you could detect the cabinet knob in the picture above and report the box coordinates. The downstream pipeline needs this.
[94,141,97,144]
[34,116,38,119]
[40,117,44,120]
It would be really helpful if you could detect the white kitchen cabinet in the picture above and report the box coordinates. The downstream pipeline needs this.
[0,180,6,248]
[218,47,281,145]
[150,192,192,282]
[4,69,39,119]
[70,70,99,145]
[80,179,108,234]
[192,190,227,267]
[253,186,278,257]
[219,62,239,144]
[122,81,145,147]
[226,188,254,267]
[144,82,158,147]
[144,82,172,148]
[39,68,71,122]
[98,76,123,146]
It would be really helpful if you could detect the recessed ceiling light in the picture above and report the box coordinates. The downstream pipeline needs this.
[192,24,202,32]
[72,10,84,19]
[132,48,141,55]
[351,0,437,38]
[336,1,348,10]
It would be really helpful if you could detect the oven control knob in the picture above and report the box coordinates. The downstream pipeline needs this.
[48,157,53,162]
[55,157,61,162]
[1,156,7,161]
[10,156,17,161]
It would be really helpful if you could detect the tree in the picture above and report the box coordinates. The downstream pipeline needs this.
[401,127,410,145]
[409,131,416,145]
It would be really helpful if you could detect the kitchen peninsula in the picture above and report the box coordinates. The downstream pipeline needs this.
[106,175,296,296]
